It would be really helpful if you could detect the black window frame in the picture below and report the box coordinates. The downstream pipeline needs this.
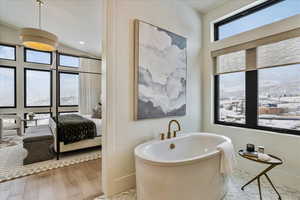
[0,44,17,61]
[0,65,17,108]
[24,48,53,65]
[214,0,284,41]
[214,70,300,137]
[24,68,53,108]
[58,53,80,68]
[58,71,79,107]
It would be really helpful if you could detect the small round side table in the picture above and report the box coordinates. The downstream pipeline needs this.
[238,149,283,200]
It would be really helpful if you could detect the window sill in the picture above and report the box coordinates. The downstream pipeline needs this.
[213,121,300,138]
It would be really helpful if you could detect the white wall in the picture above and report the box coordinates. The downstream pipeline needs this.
[102,0,202,196]
[202,0,300,190]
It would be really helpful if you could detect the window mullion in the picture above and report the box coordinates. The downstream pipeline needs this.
[214,75,219,123]
[245,70,258,128]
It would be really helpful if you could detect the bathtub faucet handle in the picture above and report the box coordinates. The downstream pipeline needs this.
[160,133,165,140]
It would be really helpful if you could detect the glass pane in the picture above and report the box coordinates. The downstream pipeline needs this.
[0,67,15,107]
[219,72,246,123]
[257,37,300,68]
[25,49,51,64]
[217,50,246,74]
[258,64,300,130]
[25,113,51,126]
[0,45,15,60]
[60,73,79,106]
[218,0,300,40]
[59,55,80,67]
[26,69,51,107]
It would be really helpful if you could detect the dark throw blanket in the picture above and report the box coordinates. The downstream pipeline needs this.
[56,114,97,144]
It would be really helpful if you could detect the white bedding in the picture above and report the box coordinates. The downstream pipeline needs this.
[49,114,102,153]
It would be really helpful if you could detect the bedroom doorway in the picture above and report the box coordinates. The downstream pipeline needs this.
[0,49,102,182]
[0,0,103,184]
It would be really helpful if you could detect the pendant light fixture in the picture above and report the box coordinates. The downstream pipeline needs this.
[20,0,58,52]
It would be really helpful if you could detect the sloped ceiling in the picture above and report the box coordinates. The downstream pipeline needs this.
[0,0,103,57]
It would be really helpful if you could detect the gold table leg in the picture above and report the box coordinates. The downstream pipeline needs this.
[241,164,281,200]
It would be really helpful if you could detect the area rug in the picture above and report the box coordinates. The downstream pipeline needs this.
[95,169,300,200]
[0,142,101,182]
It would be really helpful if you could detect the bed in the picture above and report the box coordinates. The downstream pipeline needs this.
[49,114,102,154]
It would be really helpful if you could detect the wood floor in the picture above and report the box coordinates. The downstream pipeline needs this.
[0,159,103,200]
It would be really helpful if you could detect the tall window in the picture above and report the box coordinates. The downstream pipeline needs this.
[25,48,52,65]
[0,44,16,60]
[25,69,52,107]
[0,66,16,108]
[258,65,300,131]
[218,72,246,124]
[214,0,300,40]
[59,72,79,106]
[58,54,80,67]
[214,33,300,136]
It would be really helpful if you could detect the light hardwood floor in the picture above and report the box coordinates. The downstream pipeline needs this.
[0,159,103,200]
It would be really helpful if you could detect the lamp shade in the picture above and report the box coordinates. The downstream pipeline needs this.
[20,28,58,52]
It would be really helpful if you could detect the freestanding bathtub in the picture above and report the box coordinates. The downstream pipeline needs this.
[134,132,231,200]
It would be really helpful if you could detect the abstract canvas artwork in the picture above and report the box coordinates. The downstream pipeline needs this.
[134,20,187,120]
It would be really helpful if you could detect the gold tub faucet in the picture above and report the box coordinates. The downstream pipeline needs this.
[167,120,181,139]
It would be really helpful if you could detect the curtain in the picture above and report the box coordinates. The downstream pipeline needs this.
[79,58,101,115]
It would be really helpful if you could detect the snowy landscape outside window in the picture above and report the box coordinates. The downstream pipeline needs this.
[59,72,79,106]
[213,0,300,136]
[25,69,51,107]
[0,67,15,107]
[258,65,300,130]
[219,72,245,124]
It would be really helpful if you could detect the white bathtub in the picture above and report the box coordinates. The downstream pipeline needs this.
[134,132,231,200]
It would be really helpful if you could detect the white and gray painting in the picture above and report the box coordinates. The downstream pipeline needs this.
[137,21,187,119]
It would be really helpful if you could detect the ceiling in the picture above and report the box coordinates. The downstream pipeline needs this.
[184,0,230,13]
[0,0,103,57]
[0,0,228,58]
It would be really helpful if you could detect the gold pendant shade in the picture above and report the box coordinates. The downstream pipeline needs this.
[20,28,58,52]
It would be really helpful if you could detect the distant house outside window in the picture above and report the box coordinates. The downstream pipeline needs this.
[218,72,246,124]
[258,65,300,131]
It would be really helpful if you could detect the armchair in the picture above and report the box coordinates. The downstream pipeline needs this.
[0,115,22,140]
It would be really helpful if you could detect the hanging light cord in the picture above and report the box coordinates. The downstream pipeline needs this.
[36,0,44,29]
